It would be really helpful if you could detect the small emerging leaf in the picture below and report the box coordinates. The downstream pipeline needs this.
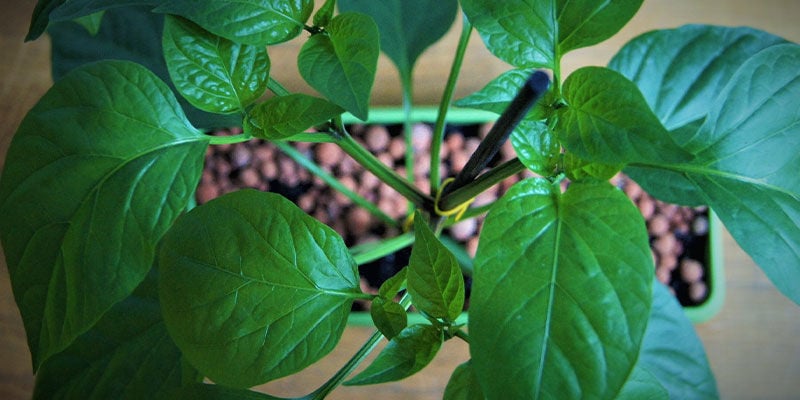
[162,15,270,114]
[159,189,362,388]
[371,297,408,339]
[378,267,408,299]
[455,69,555,120]
[298,12,379,120]
[246,94,343,140]
[408,213,465,321]
[73,11,104,35]
[345,324,443,386]
[510,119,560,176]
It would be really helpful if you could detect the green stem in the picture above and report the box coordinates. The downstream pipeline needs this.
[335,125,435,212]
[274,141,397,228]
[439,158,525,211]
[453,329,471,344]
[268,78,291,97]
[206,132,252,145]
[431,15,472,195]
[401,69,415,209]
[350,232,415,265]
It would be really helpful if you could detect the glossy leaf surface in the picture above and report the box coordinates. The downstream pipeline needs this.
[155,0,314,46]
[48,6,240,129]
[0,60,207,369]
[370,297,408,340]
[460,0,641,69]
[158,190,362,388]
[337,0,458,78]
[246,94,343,140]
[470,179,652,399]
[615,367,669,400]
[408,214,465,321]
[635,280,718,399]
[454,68,555,120]
[298,12,379,121]
[32,271,192,399]
[345,324,443,386]
[510,120,560,177]
[163,16,270,114]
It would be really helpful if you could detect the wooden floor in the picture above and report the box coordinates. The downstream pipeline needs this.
[1,1,799,399]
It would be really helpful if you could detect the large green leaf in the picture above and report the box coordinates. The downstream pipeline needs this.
[337,0,458,80]
[246,94,343,140]
[615,367,669,400]
[32,270,196,399]
[154,0,314,46]
[469,178,653,399]
[608,25,787,132]
[158,189,362,388]
[559,66,692,166]
[408,213,465,321]
[169,384,286,400]
[345,324,443,386]
[460,0,641,69]
[0,60,207,369]
[633,280,718,399]
[298,12,379,121]
[162,15,270,114]
[443,361,484,400]
[26,0,160,40]
[48,6,240,129]
[454,68,556,120]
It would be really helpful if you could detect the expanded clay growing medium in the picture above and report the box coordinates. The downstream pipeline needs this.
[196,122,713,309]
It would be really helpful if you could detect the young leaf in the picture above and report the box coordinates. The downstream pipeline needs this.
[443,361,485,400]
[158,189,362,388]
[48,6,240,129]
[562,152,622,182]
[337,0,458,80]
[154,0,314,46]
[408,213,465,321]
[460,0,642,69]
[455,68,555,120]
[634,280,719,399]
[608,25,787,132]
[378,266,408,299]
[162,15,270,114]
[298,12,379,121]
[312,0,336,27]
[345,324,443,386]
[558,66,693,166]
[0,60,207,370]
[73,11,104,35]
[32,270,194,399]
[510,119,560,177]
[246,94,343,140]
[615,367,669,400]
[470,178,653,399]
[370,297,408,340]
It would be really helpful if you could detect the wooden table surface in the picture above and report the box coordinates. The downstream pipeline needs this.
[1,1,799,399]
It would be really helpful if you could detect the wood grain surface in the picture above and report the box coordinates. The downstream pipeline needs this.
[1,1,799,399]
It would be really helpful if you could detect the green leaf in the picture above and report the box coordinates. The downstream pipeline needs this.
[158,189,362,388]
[337,0,458,79]
[48,6,240,129]
[455,69,555,120]
[615,367,669,400]
[634,280,718,399]
[563,152,622,182]
[154,0,314,46]
[460,0,642,69]
[470,178,653,399]
[169,383,286,400]
[246,94,343,140]
[73,11,104,35]
[443,361,485,400]
[32,270,193,399]
[27,0,66,40]
[408,213,465,321]
[0,60,207,369]
[559,66,692,165]
[27,0,158,40]
[298,12,379,121]
[510,119,560,176]
[162,15,270,114]
[378,266,407,299]
[556,0,643,54]
[312,0,336,27]
[608,25,787,132]
[345,324,443,385]
[370,297,408,339]
[636,44,800,304]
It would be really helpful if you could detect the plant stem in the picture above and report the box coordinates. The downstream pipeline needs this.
[443,71,550,196]
[274,141,398,228]
[206,132,252,145]
[453,329,471,344]
[431,15,472,195]
[335,125,435,212]
[439,158,526,211]
[401,70,415,211]
[268,77,291,97]
[350,232,415,265]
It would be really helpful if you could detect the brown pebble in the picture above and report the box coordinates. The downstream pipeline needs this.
[658,253,678,271]
[638,196,655,220]
[689,281,708,302]
[230,144,252,168]
[315,142,344,167]
[365,125,391,152]
[692,215,709,235]
[680,258,704,283]
[445,132,465,153]
[656,265,672,284]
[648,214,671,236]
[239,168,260,187]
[378,153,394,168]
[253,146,274,163]
[466,237,479,258]
[450,151,469,172]
[624,181,643,202]
[449,218,477,242]
[260,160,278,180]
[196,183,219,204]
[346,207,373,237]
[653,234,678,257]
[298,192,316,212]
[388,137,405,160]
[411,123,432,152]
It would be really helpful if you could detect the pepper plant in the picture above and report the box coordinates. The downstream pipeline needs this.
[2,0,799,399]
